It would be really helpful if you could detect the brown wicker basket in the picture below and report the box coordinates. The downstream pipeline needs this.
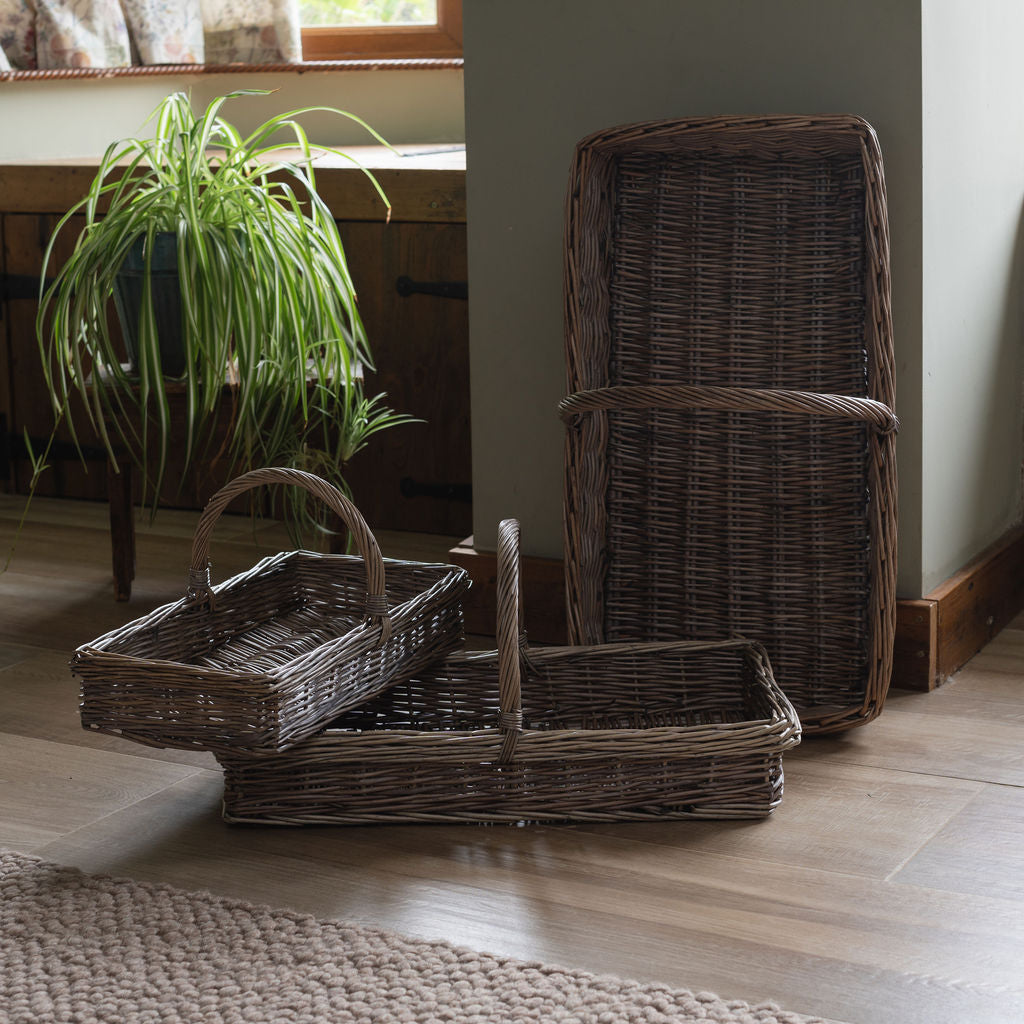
[74,467,471,754]
[217,519,801,825]
[563,114,898,734]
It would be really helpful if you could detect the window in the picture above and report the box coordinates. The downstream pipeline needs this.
[300,0,462,60]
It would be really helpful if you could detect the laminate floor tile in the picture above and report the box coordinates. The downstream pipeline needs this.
[572,758,981,879]
[893,784,1024,902]
[791,708,1024,786]
[0,641,35,670]
[0,732,203,854]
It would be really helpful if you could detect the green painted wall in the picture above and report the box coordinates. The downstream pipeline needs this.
[920,0,1024,592]
[464,0,926,595]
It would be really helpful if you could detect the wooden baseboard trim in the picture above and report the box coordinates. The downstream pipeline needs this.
[452,524,1024,692]
[892,599,938,692]
[920,523,1024,688]
[863,524,1024,691]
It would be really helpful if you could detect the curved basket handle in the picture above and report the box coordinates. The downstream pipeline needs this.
[187,467,391,643]
[495,517,525,764]
[558,383,899,434]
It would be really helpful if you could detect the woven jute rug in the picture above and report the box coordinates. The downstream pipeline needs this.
[1,850,832,1024]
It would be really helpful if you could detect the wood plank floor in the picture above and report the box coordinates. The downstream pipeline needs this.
[1,493,1022,1024]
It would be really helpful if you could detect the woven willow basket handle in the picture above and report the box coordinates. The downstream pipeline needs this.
[558,383,899,434]
[187,467,391,642]
[495,517,525,764]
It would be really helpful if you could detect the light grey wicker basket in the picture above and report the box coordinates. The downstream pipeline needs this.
[74,467,470,754]
[218,518,801,825]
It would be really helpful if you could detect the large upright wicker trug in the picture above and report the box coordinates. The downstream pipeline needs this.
[218,519,801,825]
[562,115,898,733]
[74,468,470,754]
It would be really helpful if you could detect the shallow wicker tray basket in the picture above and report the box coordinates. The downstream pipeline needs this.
[562,114,898,734]
[74,468,470,754]
[217,519,801,825]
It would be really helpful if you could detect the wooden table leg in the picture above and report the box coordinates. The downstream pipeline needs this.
[107,458,135,601]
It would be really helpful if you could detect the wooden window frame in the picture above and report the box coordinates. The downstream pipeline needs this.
[301,0,462,61]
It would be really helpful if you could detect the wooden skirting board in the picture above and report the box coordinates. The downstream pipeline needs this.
[894,523,1024,690]
[451,523,1024,691]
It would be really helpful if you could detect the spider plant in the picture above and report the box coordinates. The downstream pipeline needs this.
[34,89,413,544]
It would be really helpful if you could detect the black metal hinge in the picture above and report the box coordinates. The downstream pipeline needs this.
[395,276,468,301]
[0,273,45,320]
[400,476,472,503]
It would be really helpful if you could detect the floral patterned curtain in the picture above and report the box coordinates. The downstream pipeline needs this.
[0,0,302,70]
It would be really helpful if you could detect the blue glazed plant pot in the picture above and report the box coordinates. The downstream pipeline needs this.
[112,232,186,378]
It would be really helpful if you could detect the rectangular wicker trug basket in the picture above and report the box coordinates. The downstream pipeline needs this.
[562,114,898,734]
[217,519,801,825]
[74,468,471,754]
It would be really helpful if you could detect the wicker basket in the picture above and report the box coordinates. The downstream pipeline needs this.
[563,115,898,734]
[217,519,801,825]
[74,468,471,754]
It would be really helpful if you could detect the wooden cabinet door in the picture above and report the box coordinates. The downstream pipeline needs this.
[340,220,471,537]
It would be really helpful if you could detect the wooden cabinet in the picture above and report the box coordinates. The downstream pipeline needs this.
[0,149,470,536]
[2,211,110,503]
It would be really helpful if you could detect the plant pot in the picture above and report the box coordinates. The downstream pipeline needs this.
[113,233,186,377]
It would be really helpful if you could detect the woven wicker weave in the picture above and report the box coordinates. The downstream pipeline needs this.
[74,468,470,754]
[562,115,898,734]
[218,519,801,825]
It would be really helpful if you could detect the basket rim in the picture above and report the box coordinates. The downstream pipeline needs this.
[574,112,881,155]
[321,638,801,742]
[222,716,802,763]
[74,548,470,677]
